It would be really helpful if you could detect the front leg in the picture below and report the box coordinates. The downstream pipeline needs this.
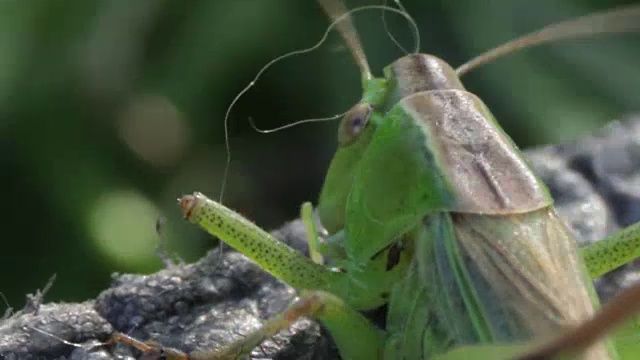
[301,202,324,264]
[179,193,388,359]
[301,201,350,267]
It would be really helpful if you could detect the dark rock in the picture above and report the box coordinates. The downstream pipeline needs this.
[0,302,112,359]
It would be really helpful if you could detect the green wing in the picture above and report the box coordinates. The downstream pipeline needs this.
[450,208,615,358]
[395,208,617,359]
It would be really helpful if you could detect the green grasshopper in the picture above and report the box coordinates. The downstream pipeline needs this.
[111,1,640,359]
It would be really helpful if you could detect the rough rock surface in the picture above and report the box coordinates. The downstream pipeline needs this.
[1,118,640,360]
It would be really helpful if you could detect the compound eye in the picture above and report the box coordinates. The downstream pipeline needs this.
[338,102,372,146]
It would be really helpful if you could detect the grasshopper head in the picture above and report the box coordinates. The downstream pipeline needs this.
[317,77,389,234]
[317,53,463,235]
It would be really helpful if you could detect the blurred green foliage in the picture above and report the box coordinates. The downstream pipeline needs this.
[0,0,639,310]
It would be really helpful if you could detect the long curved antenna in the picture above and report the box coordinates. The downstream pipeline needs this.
[382,0,420,55]
[249,112,346,134]
[219,4,414,201]
[456,4,640,77]
[246,0,420,135]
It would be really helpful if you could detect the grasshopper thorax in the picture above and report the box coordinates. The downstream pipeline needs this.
[383,54,465,108]
[317,54,466,236]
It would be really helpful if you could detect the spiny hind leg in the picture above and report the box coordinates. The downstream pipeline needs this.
[581,221,640,278]
[189,290,384,360]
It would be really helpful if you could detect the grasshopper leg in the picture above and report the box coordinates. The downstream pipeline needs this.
[301,201,350,266]
[188,290,384,360]
[580,221,640,278]
[107,332,189,360]
[301,202,324,264]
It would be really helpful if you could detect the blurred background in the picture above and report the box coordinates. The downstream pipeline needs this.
[1,0,639,309]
